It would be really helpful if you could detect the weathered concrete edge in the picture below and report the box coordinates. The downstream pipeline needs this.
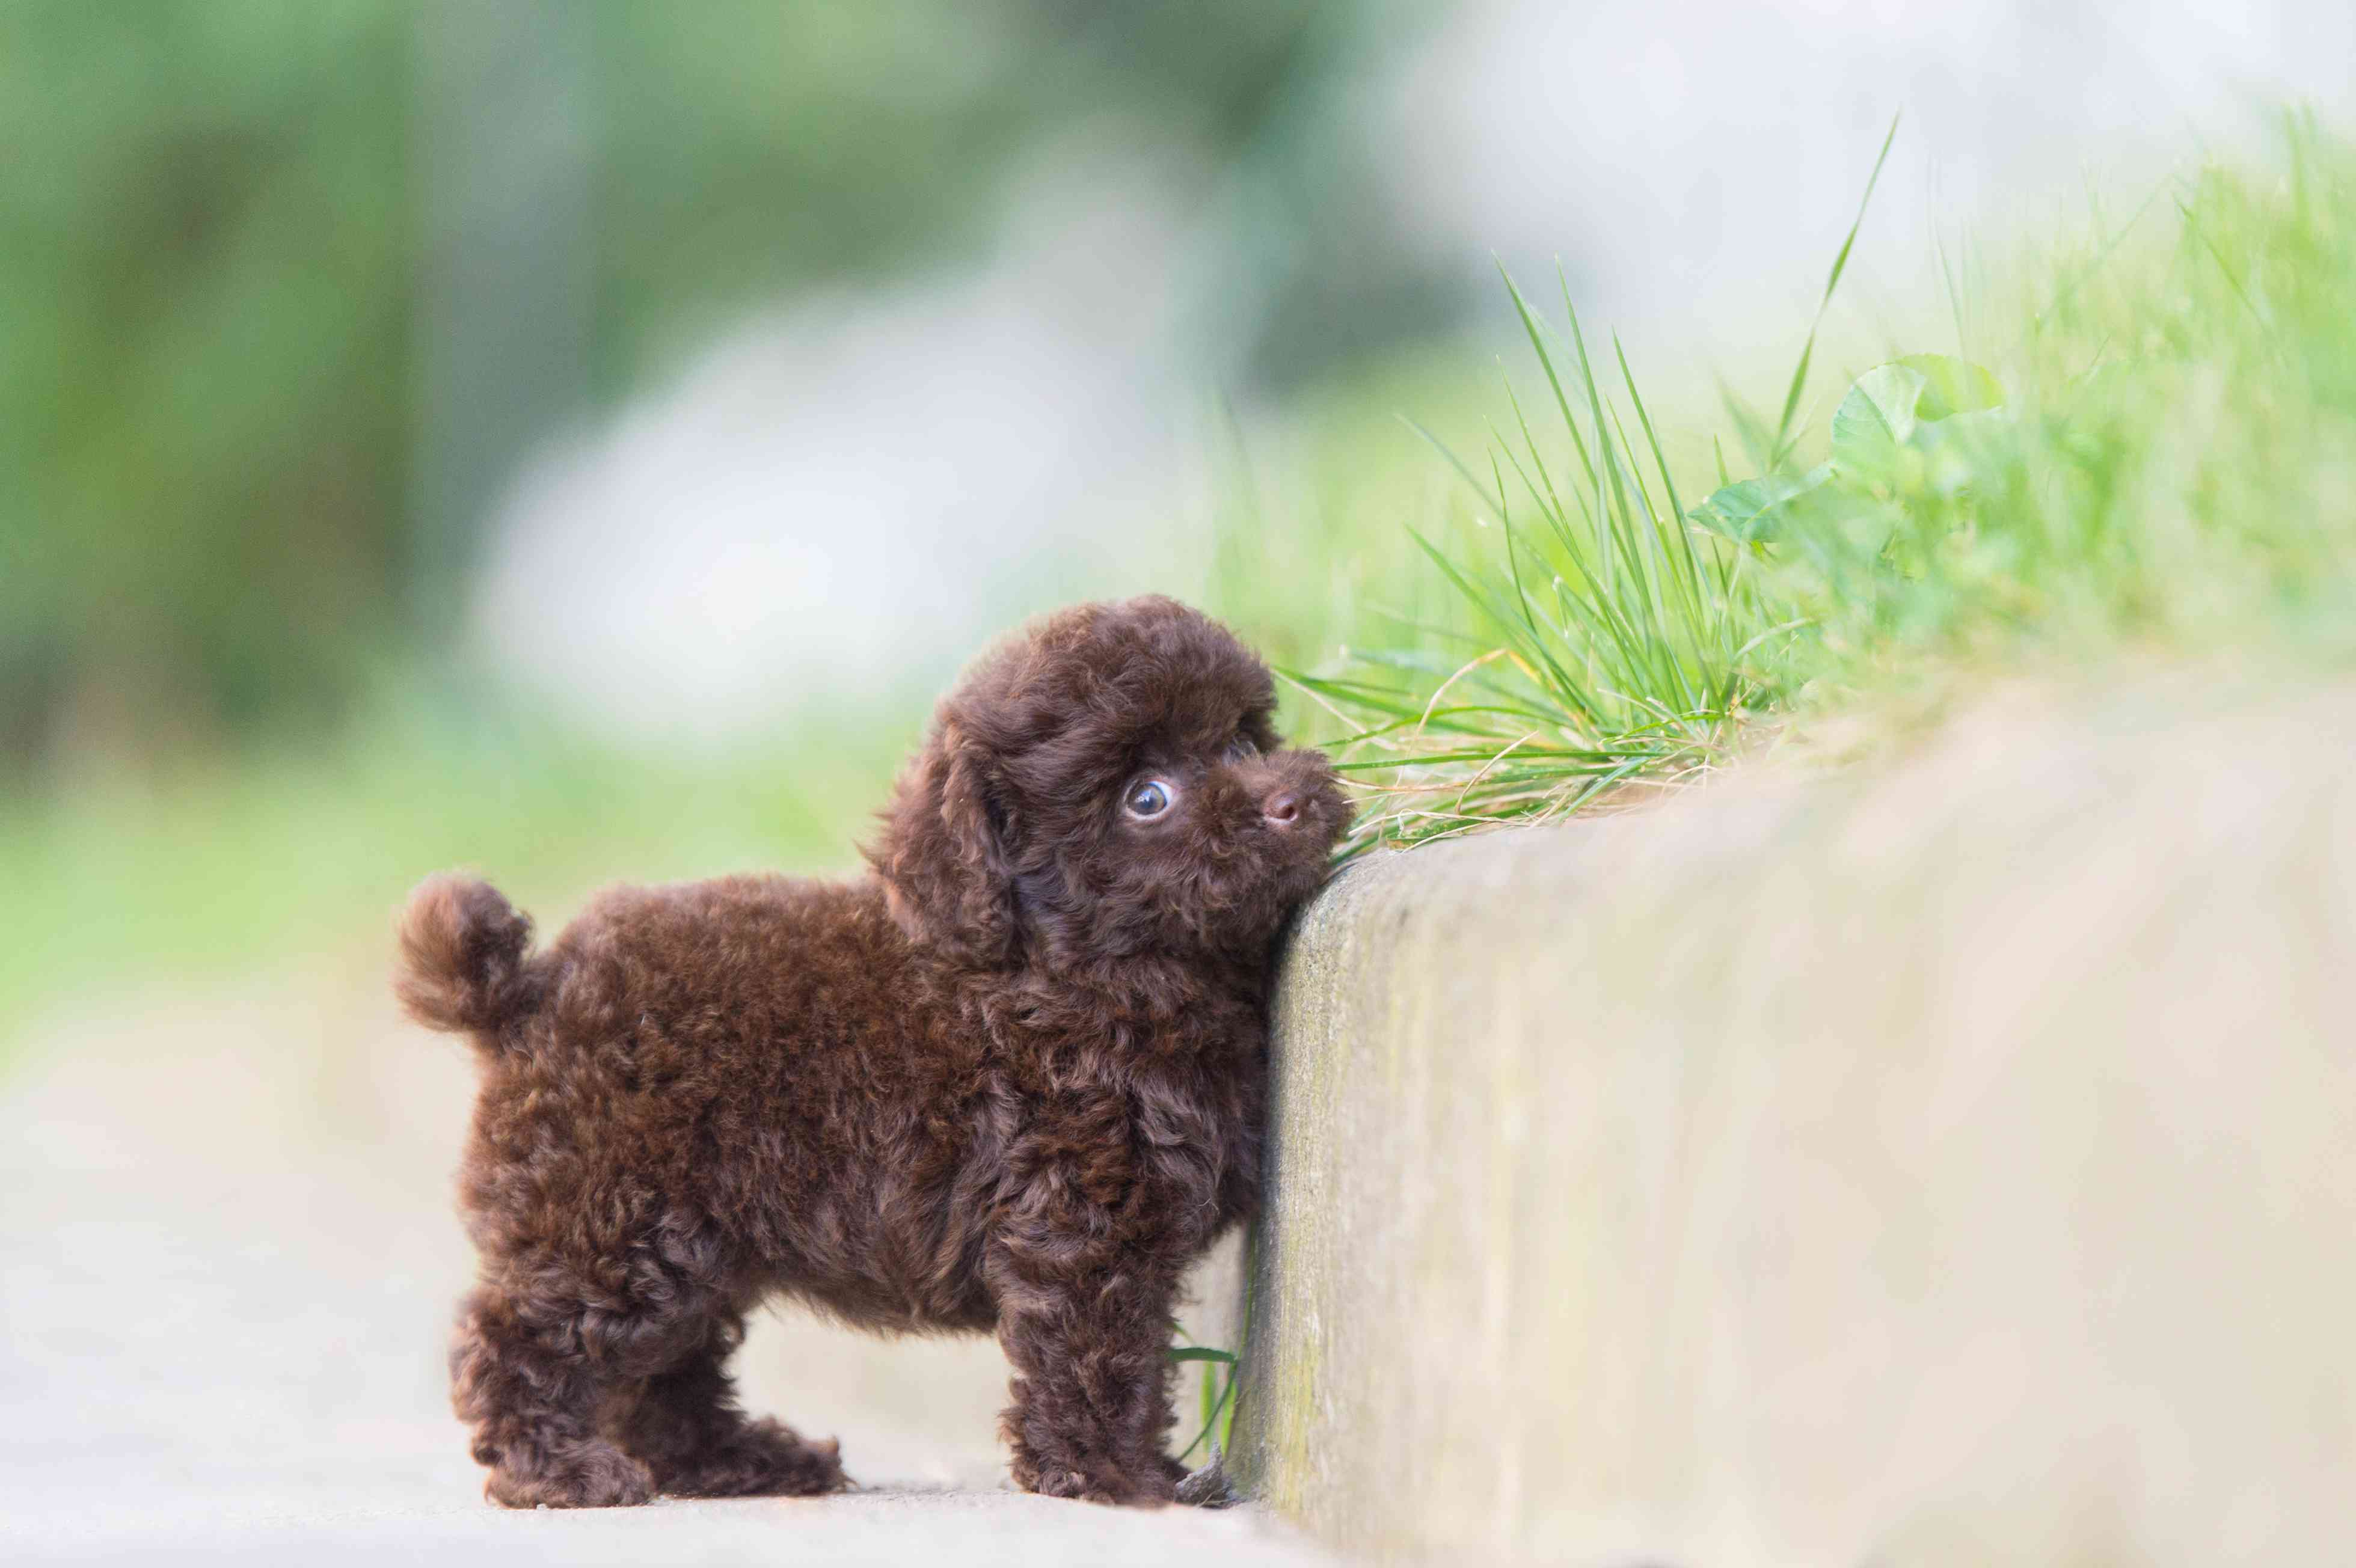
[1229,683,2356,1566]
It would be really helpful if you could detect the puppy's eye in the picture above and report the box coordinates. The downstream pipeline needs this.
[1124,779,1176,819]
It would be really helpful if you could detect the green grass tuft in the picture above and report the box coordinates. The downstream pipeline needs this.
[1304,112,2356,853]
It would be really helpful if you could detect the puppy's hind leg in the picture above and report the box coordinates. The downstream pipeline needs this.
[610,1315,848,1498]
[450,1286,655,1508]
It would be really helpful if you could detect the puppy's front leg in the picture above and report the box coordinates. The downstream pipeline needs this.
[988,1193,1188,1505]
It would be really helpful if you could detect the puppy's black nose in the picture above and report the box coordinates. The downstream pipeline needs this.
[1263,790,1301,827]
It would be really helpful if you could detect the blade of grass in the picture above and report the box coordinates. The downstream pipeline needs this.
[1772,111,1901,467]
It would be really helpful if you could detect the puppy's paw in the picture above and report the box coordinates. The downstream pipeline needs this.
[486,1439,656,1509]
[1016,1457,1174,1508]
[656,1419,848,1498]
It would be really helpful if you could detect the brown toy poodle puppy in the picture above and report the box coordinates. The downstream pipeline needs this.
[394,596,1345,1510]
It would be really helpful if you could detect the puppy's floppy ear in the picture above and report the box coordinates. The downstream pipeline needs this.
[867,716,1020,967]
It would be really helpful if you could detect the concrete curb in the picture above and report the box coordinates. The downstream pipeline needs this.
[1233,684,2356,1566]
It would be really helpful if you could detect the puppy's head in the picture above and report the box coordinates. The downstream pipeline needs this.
[868,596,1346,970]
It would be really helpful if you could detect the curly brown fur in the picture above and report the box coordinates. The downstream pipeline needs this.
[396,596,1345,1509]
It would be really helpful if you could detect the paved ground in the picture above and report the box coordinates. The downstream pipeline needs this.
[0,969,1330,1566]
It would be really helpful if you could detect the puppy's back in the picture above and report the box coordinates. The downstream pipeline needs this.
[544,873,918,1051]
[455,871,996,1323]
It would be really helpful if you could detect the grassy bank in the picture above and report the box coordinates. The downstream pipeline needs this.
[1307,115,2356,849]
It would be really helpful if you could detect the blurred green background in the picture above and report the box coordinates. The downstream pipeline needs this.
[0,0,1440,776]
[0,0,1473,1046]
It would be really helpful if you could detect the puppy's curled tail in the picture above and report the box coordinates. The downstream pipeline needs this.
[394,874,544,1047]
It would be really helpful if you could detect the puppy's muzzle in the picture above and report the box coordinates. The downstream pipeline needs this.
[1251,749,1342,837]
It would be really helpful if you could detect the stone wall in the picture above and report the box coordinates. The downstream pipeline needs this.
[1231,684,2356,1566]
